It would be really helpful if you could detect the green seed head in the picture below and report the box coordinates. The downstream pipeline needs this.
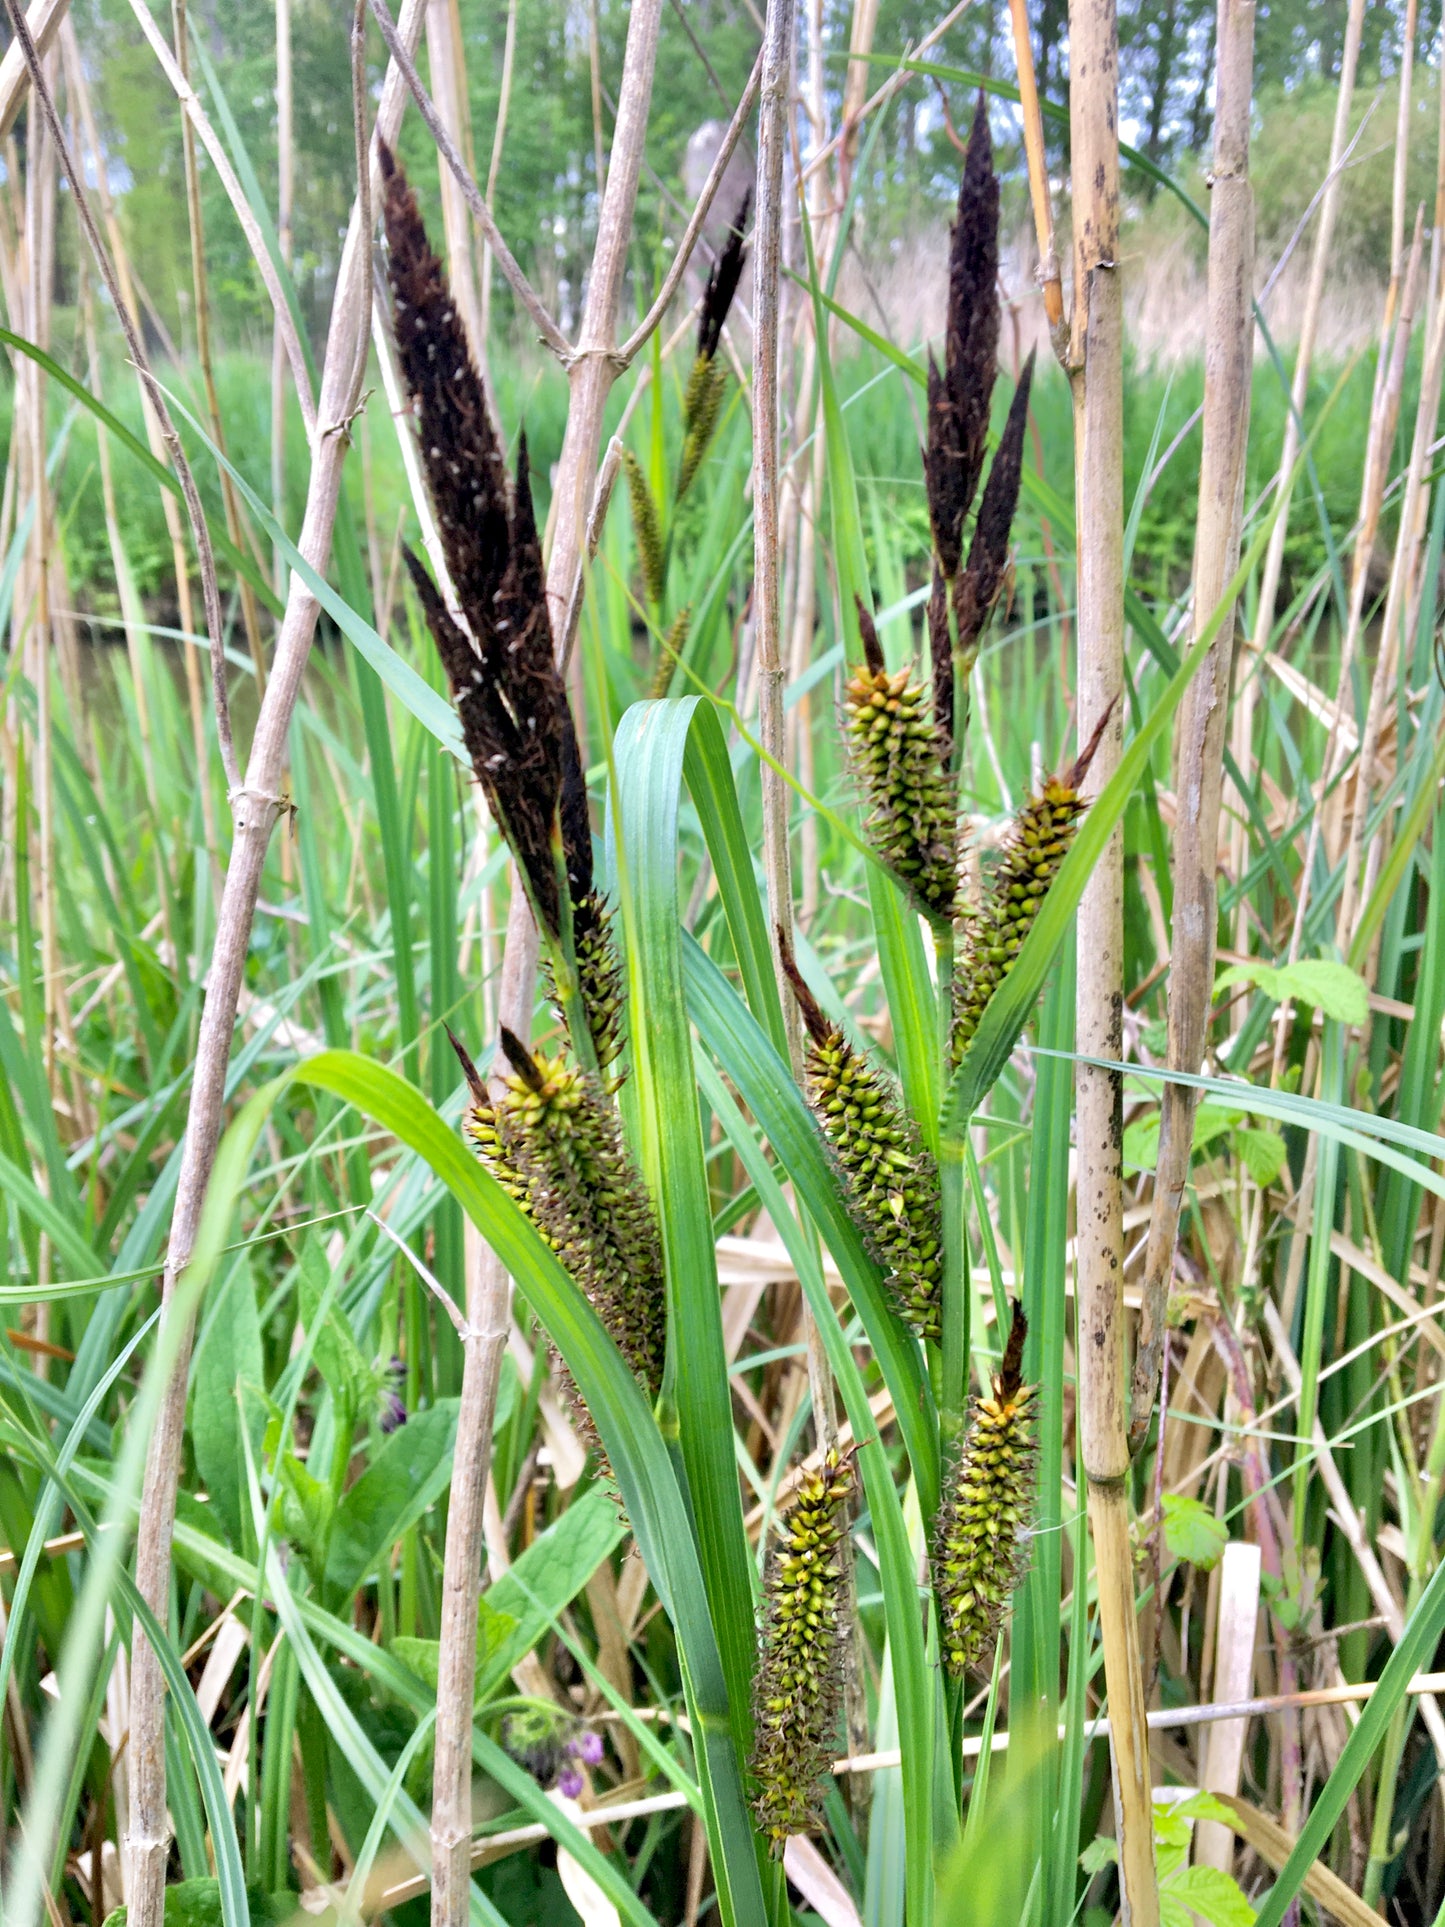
[678,352,729,501]
[843,659,959,922]
[932,1302,1037,1677]
[750,1449,855,1854]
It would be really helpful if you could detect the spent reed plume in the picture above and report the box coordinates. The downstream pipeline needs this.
[779,932,943,1341]
[749,1446,855,1853]
[932,1300,1038,1677]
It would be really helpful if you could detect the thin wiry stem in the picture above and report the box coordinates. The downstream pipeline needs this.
[2,0,239,794]
[121,0,318,440]
[616,51,762,366]
[123,8,430,1920]
[1132,0,1256,1451]
[364,0,571,363]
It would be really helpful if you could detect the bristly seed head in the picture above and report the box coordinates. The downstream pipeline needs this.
[457,1028,666,1453]
[622,447,666,605]
[951,705,1110,1062]
[779,934,943,1343]
[932,1300,1037,1678]
[844,600,959,923]
[750,1448,855,1855]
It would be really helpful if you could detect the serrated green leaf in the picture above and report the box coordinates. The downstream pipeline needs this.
[1162,1494,1228,1571]
[1164,1864,1256,1927]
[1236,1126,1288,1188]
[1079,1835,1118,1875]
[1215,957,1368,1026]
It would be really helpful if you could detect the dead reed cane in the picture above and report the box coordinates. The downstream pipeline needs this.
[121,9,432,1919]
[1132,0,1256,1450]
[1065,0,1159,1912]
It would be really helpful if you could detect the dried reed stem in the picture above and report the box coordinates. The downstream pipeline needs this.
[1131,0,1255,1450]
[122,10,430,1919]
[1233,0,1364,937]
[122,0,317,439]
[426,8,667,1919]
[477,0,517,351]
[1066,0,1158,1912]
[271,0,293,593]
[365,0,570,363]
[0,0,66,137]
[1,0,238,793]
[1006,0,1064,342]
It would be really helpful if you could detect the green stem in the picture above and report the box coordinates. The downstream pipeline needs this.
[937,923,970,1442]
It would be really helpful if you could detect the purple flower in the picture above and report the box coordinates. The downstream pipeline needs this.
[572,1730,604,1766]
[380,1356,407,1433]
[558,1765,584,1799]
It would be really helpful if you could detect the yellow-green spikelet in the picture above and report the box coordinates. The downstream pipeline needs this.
[806,1028,942,1343]
[678,351,728,501]
[952,771,1087,1057]
[750,1449,854,1854]
[843,661,958,922]
[932,1303,1036,1677]
[621,448,666,605]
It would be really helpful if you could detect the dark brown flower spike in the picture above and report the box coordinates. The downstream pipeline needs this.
[383,144,621,1070]
[379,139,509,635]
[953,351,1035,664]
[697,191,751,363]
[923,92,1000,582]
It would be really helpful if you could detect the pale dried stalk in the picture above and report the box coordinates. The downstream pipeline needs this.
[1377,0,1418,357]
[2,0,237,794]
[1066,0,1158,1913]
[424,0,484,353]
[0,0,67,137]
[122,0,316,439]
[428,7,667,1919]
[173,0,269,698]
[1131,0,1255,1450]
[60,18,220,862]
[365,0,570,364]
[477,0,518,351]
[271,0,293,593]
[123,9,430,1919]
[1006,0,1064,341]
[1337,233,1445,949]
[1283,214,1423,979]
[1232,0,1364,941]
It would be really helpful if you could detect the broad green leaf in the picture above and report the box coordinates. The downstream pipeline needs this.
[100,1878,295,1927]
[324,1399,459,1596]
[1161,1496,1228,1571]
[1236,1127,1288,1188]
[297,1237,375,1418]
[1162,1865,1256,1927]
[191,1265,265,1548]
[478,1487,626,1698]
[392,1598,519,1705]
[1079,1835,1119,1875]
[1215,958,1369,1026]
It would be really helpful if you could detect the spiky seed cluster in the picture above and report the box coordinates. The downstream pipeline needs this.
[622,448,666,605]
[381,143,621,1071]
[780,939,942,1342]
[750,1449,855,1854]
[458,1031,665,1445]
[844,601,958,923]
[933,1303,1037,1678]
[951,709,1109,1060]
[677,194,750,502]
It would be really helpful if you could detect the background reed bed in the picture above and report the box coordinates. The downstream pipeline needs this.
[4,2,1445,1926]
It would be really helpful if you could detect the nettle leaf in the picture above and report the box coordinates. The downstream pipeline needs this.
[1162,1493,1228,1571]
[1163,1865,1255,1927]
[1079,1835,1118,1875]
[1122,1102,1241,1175]
[1236,1126,1288,1188]
[1215,957,1368,1027]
